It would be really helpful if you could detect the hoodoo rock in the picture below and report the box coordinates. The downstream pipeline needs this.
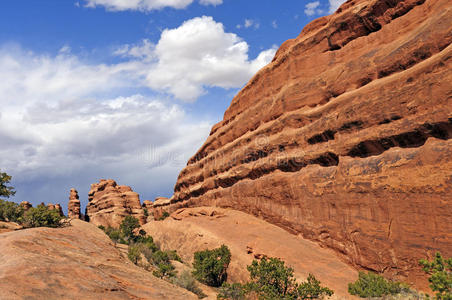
[68,188,82,219]
[162,0,452,288]
[85,179,146,228]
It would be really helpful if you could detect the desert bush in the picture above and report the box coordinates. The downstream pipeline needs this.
[348,271,402,298]
[120,216,140,241]
[193,245,231,287]
[219,257,333,300]
[217,283,246,300]
[128,244,142,265]
[246,257,299,299]
[22,204,63,228]
[419,252,452,300]
[0,199,24,222]
[297,273,334,299]
[173,271,207,299]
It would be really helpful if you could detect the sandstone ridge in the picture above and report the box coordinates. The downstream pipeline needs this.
[158,0,452,288]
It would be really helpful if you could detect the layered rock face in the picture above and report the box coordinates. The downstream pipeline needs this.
[85,179,146,228]
[167,0,452,287]
[68,188,82,219]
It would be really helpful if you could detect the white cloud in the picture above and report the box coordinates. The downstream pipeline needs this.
[304,1,323,16]
[114,39,155,61]
[199,0,222,5]
[329,0,347,13]
[83,0,221,11]
[0,45,212,208]
[237,19,260,30]
[145,16,275,101]
[0,16,275,208]
[272,20,278,29]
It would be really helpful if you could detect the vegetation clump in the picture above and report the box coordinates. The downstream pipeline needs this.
[246,257,333,299]
[172,271,207,299]
[419,252,452,300]
[0,199,24,223]
[192,245,231,287]
[99,216,180,280]
[22,204,63,228]
[348,271,403,298]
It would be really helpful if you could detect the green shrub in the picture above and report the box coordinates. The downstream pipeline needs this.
[173,271,207,299]
[419,252,452,300]
[193,245,231,287]
[348,271,402,298]
[297,273,334,299]
[22,204,63,228]
[120,216,140,241]
[219,257,333,300]
[217,283,246,300]
[166,249,183,262]
[0,171,15,199]
[128,244,142,265]
[246,257,299,299]
[0,199,24,222]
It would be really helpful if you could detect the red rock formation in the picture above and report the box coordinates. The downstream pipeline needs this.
[85,179,146,228]
[68,188,81,219]
[165,0,452,288]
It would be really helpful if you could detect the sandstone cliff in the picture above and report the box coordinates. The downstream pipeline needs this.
[68,188,82,219]
[85,179,146,228]
[162,0,452,287]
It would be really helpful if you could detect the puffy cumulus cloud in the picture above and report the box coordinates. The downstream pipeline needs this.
[304,1,323,16]
[83,0,221,11]
[145,16,276,101]
[329,0,347,13]
[0,45,212,209]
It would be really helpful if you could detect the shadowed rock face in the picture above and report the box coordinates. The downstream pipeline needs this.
[85,179,146,228]
[68,188,81,219]
[0,220,196,300]
[163,0,452,288]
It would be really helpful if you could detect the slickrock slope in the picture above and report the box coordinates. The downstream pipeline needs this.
[143,207,358,298]
[68,188,82,219]
[165,0,452,287]
[85,179,146,228]
[0,220,196,300]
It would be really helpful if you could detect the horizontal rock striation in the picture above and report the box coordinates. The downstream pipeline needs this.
[165,0,452,288]
[85,179,146,228]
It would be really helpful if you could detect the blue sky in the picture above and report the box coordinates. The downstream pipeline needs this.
[0,0,343,212]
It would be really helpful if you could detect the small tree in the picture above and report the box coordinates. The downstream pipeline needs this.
[297,274,334,299]
[0,171,15,199]
[193,245,231,287]
[246,257,299,299]
[120,216,140,241]
[348,271,402,298]
[419,252,452,300]
[22,204,63,228]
